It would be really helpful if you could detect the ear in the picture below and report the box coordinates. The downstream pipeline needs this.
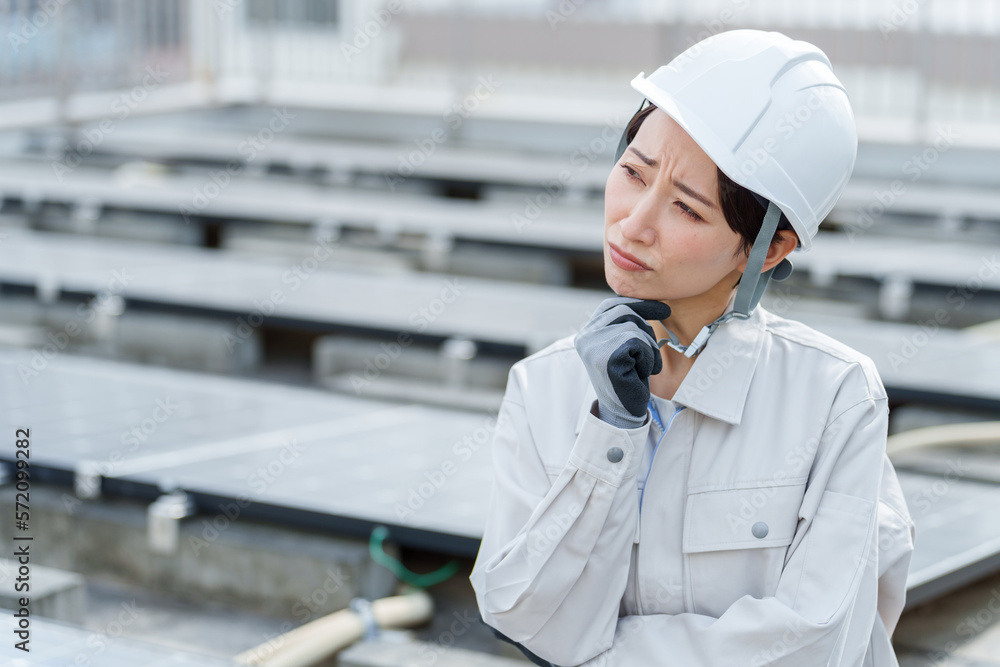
[761,229,798,274]
[738,229,798,275]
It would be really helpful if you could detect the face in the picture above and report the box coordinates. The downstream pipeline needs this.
[604,108,748,305]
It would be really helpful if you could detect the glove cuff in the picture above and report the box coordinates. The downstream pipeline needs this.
[597,401,649,430]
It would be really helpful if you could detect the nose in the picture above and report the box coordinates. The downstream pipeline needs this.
[617,191,658,246]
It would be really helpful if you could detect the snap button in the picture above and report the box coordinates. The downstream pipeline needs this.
[606,446,624,463]
[752,521,769,539]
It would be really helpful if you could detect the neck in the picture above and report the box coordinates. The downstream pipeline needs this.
[648,286,737,371]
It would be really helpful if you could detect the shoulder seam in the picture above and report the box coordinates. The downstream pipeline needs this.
[762,321,871,366]
[760,314,887,402]
[826,394,887,429]
[503,393,526,408]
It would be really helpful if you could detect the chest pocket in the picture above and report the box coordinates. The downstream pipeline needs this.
[682,482,805,618]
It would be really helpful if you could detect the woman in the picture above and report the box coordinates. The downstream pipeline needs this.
[470,29,916,667]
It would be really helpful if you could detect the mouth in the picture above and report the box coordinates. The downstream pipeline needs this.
[608,242,652,271]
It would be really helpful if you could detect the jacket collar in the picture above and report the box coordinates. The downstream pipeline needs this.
[575,292,767,433]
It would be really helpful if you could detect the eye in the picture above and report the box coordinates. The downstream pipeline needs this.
[675,201,702,222]
[620,163,642,183]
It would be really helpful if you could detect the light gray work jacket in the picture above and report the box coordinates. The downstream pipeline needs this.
[470,299,916,666]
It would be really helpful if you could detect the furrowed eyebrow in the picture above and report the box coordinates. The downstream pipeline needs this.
[627,146,658,167]
[626,146,718,211]
[672,179,717,211]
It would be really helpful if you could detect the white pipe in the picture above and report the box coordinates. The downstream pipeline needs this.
[233,586,434,667]
[887,421,1000,458]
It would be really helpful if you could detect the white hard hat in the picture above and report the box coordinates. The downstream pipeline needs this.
[613,29,858,357]
[622,28,857,252]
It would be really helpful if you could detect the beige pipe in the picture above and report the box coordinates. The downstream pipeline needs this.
[234,586,434,667]
[886,421,1000,458]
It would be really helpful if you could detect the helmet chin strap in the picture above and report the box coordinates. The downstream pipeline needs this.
[655,201,791,358]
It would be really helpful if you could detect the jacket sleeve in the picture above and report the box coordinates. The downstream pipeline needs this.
[874,453,917,638]
[574,395,898,667]
[469,365,651,666]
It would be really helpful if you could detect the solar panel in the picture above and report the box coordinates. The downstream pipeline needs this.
[0,606,240,666]
[4,346,1000,608]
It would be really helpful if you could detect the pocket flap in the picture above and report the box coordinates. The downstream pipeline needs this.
[683,483,804,553]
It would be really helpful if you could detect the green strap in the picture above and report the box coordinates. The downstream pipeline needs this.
[368,525,461,589]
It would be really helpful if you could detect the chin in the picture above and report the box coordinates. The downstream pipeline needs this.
[607,270,653,300]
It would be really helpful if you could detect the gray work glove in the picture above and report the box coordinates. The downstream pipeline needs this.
[574,296,672,430]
